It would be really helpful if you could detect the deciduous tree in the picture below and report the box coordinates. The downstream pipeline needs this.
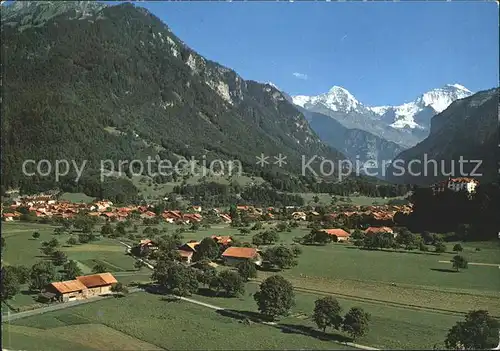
[263,246,297,270]
[29,261,56,292]
[254,275,295,320]
[212,270,245,297]
[193,237,220,262]
[445,310,499,350]
[52,250,68,266]
[451,255,468,272]
[342,307,370,341]
[236,260,257,281]
[312,296,343,332]
[63,260,83,280]
[1,266,21,301]
[92,264,107,274]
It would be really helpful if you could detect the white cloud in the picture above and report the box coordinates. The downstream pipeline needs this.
[292,72,308,80]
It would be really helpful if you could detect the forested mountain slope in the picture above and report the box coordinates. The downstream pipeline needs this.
[1,2,344,196]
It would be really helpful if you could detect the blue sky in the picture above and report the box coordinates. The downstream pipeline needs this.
[130,1,498,106]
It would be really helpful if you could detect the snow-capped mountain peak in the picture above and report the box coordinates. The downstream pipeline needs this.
[292,85,362,113]
[416,84,473,113]
[368,83,473,129]
[292,83,473,134]
[446,83,471,92]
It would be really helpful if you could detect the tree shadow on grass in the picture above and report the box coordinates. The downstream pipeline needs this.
[256,266,281,273]
[134,283,166,295]
[430,268,458,273]
[160,296,182,303]
[277,323,351,343]
[216,309,351,344]
[196,287,218,298]
[216,309,273,323]
[344,246,440,256]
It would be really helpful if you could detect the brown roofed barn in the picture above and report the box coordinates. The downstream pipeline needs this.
[46,273,118,302]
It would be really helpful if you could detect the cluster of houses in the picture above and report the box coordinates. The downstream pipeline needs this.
[431,177,479,195]
[1,176,478,223]
[1,196,235,224]
[2,197,94,221]
[41,272,118,302]
[136,235,263,267]
[290,204,412,225]
[2,197,412,226]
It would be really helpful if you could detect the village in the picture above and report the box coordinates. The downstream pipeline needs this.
[2,176,498,350]
[0,177,482,303]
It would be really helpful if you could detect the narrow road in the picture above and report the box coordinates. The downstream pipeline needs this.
[3,286,378,350]
[114,240,379,350]
[3,288,142,322]
[438,260,500,267]
[118,240,154,269]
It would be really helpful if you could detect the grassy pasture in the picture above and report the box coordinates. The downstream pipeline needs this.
[2,220,499,349]
[1,222,145,311]
[192,282,461,350]
[297,193,404,206]
[59,192,95,204]
[3,292,353,350]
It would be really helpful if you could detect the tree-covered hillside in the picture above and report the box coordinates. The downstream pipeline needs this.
[1,2,344,196]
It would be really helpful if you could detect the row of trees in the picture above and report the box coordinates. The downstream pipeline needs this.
[254,276,371,340]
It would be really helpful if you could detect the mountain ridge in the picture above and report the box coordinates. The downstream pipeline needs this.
[292,83,473,141]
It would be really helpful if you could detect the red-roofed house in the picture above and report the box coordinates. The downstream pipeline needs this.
[320,228,351,242]
[183,213,202,223]
[221,247,262,266]
[365,226,395,237]
[141,211,156,219]
[219,214,232,223]
[3,213,16,221]
[211,235,233,246]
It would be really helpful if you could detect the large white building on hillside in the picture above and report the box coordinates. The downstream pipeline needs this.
[432,177,479,195]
